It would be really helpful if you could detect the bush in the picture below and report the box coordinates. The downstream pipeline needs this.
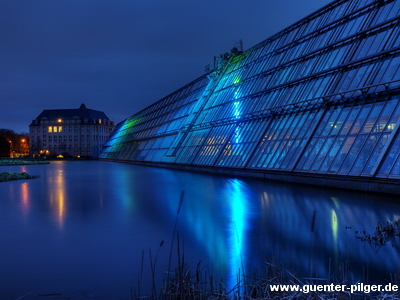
[0,172,39,182]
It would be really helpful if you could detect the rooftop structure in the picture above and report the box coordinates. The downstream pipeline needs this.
[30,104,114,158]
[100,0,400,194]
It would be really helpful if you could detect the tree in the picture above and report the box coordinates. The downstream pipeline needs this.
[0,128,29,157]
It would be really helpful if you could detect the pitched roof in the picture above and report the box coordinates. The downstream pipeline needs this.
[30,104,111,126]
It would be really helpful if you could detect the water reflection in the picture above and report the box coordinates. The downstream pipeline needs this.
[110,164,136,213]
[331,208,339,264]
[20,182,29,213]
[0,161,400,299]
[48,165,66,227]
[225,179,249,289]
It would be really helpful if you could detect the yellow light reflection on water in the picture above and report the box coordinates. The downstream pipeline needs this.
[330,197,339,257]
[49,168,66,227]
[21,182,29,213]
[331,209,339,264]
[331,209,338,242]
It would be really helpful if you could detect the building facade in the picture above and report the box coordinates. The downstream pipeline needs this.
[30,104,114,158]
[100,0,400,193]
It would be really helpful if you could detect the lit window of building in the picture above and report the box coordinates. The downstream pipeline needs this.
[29,103,114,158]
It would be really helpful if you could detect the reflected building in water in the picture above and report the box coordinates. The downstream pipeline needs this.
[100,0,400,193]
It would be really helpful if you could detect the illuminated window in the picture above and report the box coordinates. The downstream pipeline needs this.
[48,126,52,133]
[58,126,63,132]
[53,126,58,133]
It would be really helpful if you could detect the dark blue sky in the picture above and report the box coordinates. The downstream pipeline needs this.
[1,0,332,133]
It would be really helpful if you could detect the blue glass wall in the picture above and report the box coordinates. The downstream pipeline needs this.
[101,0,400,180]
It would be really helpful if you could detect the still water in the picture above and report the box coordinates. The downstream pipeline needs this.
[0,160,400,299]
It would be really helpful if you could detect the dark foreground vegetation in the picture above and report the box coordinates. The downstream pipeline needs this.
[132,250,399,300]
[0,159,45,182]
[132,192,400,300]
[0,158,49,166]
[0,172,39,182]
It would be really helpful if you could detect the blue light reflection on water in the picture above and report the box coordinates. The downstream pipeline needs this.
[0,161,400,298]
[225,179,249,289]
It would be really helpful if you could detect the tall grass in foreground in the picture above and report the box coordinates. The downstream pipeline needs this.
[133,243,399,299]
[132,191,400,300]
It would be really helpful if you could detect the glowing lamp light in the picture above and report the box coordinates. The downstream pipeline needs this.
[57,119,62,123]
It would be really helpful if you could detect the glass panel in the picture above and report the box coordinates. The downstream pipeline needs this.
[372,98,396,132]
[342,134,368,173]
[301,137,326,170]
[344,66,361,90]
[315,107,336,136]
[367,30,389,56]
[379,136,400,176]
[313,75,333,98]
[296,137,318,170]
[381,55,400,83]
[249,131,274,168]
[269,141,289,169]
[278,140,296,169]
[311,136,335,171]
[362,133,388,174]
[350,102,373,134]
[370,56,392,85]
[331,106,352,135]
[262,141,280,168]
[361,102,385,134]
[391,62,400,83]
[326,137,346,172]
[339,104,361,135]
[385,97,400,131]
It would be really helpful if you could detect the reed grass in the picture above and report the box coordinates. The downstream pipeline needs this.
[133,244,399,299]
[131,191,400,300]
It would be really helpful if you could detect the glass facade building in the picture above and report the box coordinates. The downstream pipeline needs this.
[101,0,400,190]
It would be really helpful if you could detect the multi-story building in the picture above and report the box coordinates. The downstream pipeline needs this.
[100,0,400,194]
[30,104,114,158]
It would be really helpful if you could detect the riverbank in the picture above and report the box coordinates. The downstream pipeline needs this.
[0,159,46,182]
[0,158,49,166]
